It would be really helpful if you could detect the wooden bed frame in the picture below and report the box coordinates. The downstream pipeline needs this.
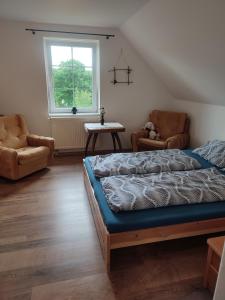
[83,164,225,272]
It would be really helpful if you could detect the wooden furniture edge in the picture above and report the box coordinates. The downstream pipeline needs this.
[110,218,225,249]
[83,162,225,272]
[203,246,214,288]
[85,127,125,133]
[207,236,225,257]
[83,163,111,272]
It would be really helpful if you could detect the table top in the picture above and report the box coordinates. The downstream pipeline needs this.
[207,236,225,257]
[84,122,125,133]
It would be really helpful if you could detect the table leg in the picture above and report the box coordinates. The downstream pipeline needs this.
[85,133,93,156]
[92,133,98,154]
[111,133,117,152]
[115,133,122,151]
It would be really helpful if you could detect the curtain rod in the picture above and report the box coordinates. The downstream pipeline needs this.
[25,28,115,39]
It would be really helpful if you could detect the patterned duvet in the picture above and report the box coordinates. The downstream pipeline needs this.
[101,168,225,212]
[91,149,201,177]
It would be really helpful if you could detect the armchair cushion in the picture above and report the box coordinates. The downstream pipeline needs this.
[166,133,190,150]
[16,146,50,165]
[27,134,55,158]
[150,110,187,139]
[131,110,190,152]
[131,129,149,152]
[138,138,167,150]
[0,115,28,149]
[0,114,55,180]
[0,146,18,180]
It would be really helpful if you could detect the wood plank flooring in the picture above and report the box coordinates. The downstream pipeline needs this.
[0,156,212,300]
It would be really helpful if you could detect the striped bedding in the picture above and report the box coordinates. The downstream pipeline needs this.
[91,149,201,178]
[101,168,225,212]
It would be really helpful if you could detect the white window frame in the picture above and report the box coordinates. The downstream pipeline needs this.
[44,37,100,115]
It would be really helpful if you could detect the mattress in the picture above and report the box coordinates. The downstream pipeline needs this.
[84,150,225,233]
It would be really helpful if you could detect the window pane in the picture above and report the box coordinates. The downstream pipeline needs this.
[45,39,98,114]
[54,88,73,108]
[51,46,72,66]
[53,66,73,90]
[73,65,93,108]
[75,89,92,108]
[73,47,92,67]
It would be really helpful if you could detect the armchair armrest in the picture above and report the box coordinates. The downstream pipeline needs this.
[0,146,18,179]
[27,134,55,158]
[166,133,190,149]
[131,129,149,152]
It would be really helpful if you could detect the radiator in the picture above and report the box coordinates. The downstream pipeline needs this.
[50,116,98,150]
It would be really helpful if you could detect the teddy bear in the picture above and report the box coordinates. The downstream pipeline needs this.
[144,122,160,140]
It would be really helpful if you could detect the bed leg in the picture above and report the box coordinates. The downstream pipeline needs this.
[105,249,111,273]
[106,240,111,273]
[103,234,111,273]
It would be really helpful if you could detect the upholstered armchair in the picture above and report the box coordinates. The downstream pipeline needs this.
[131,110,190,152]
[0,114,55,180]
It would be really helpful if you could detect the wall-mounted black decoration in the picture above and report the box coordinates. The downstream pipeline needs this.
[71,107,77,114]
[108,66,133,85]
[109,49,133,85]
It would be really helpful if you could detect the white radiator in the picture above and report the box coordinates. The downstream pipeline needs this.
[50,116,98,150]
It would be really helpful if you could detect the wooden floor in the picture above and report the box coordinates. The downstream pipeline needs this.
[0,156,212,300]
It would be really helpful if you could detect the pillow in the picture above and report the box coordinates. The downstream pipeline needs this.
[193,140,225,168]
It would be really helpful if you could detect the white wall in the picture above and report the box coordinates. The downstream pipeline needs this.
[169,99,225,147]
[121,0,225,106]
[0,19,174,150]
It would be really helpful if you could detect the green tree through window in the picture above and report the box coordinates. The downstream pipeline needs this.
[53,59,92,109]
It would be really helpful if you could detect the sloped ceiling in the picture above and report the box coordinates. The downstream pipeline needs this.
[0,0,149,28]
[121,0,225,106]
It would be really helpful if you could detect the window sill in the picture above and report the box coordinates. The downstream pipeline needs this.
[49,113,100,119]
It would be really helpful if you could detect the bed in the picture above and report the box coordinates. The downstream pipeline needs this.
[83,149,225,272]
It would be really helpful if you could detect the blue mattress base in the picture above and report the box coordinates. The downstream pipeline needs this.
[84,150,225,233]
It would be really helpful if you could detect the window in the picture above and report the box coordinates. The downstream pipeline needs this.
[44,38,100,114]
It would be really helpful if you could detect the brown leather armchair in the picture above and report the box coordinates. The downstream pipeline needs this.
[131,110,190,152]
[0,114,55,180]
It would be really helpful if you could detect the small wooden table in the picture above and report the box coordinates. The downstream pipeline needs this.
[84,122,125,156]
[204,236,225,293]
